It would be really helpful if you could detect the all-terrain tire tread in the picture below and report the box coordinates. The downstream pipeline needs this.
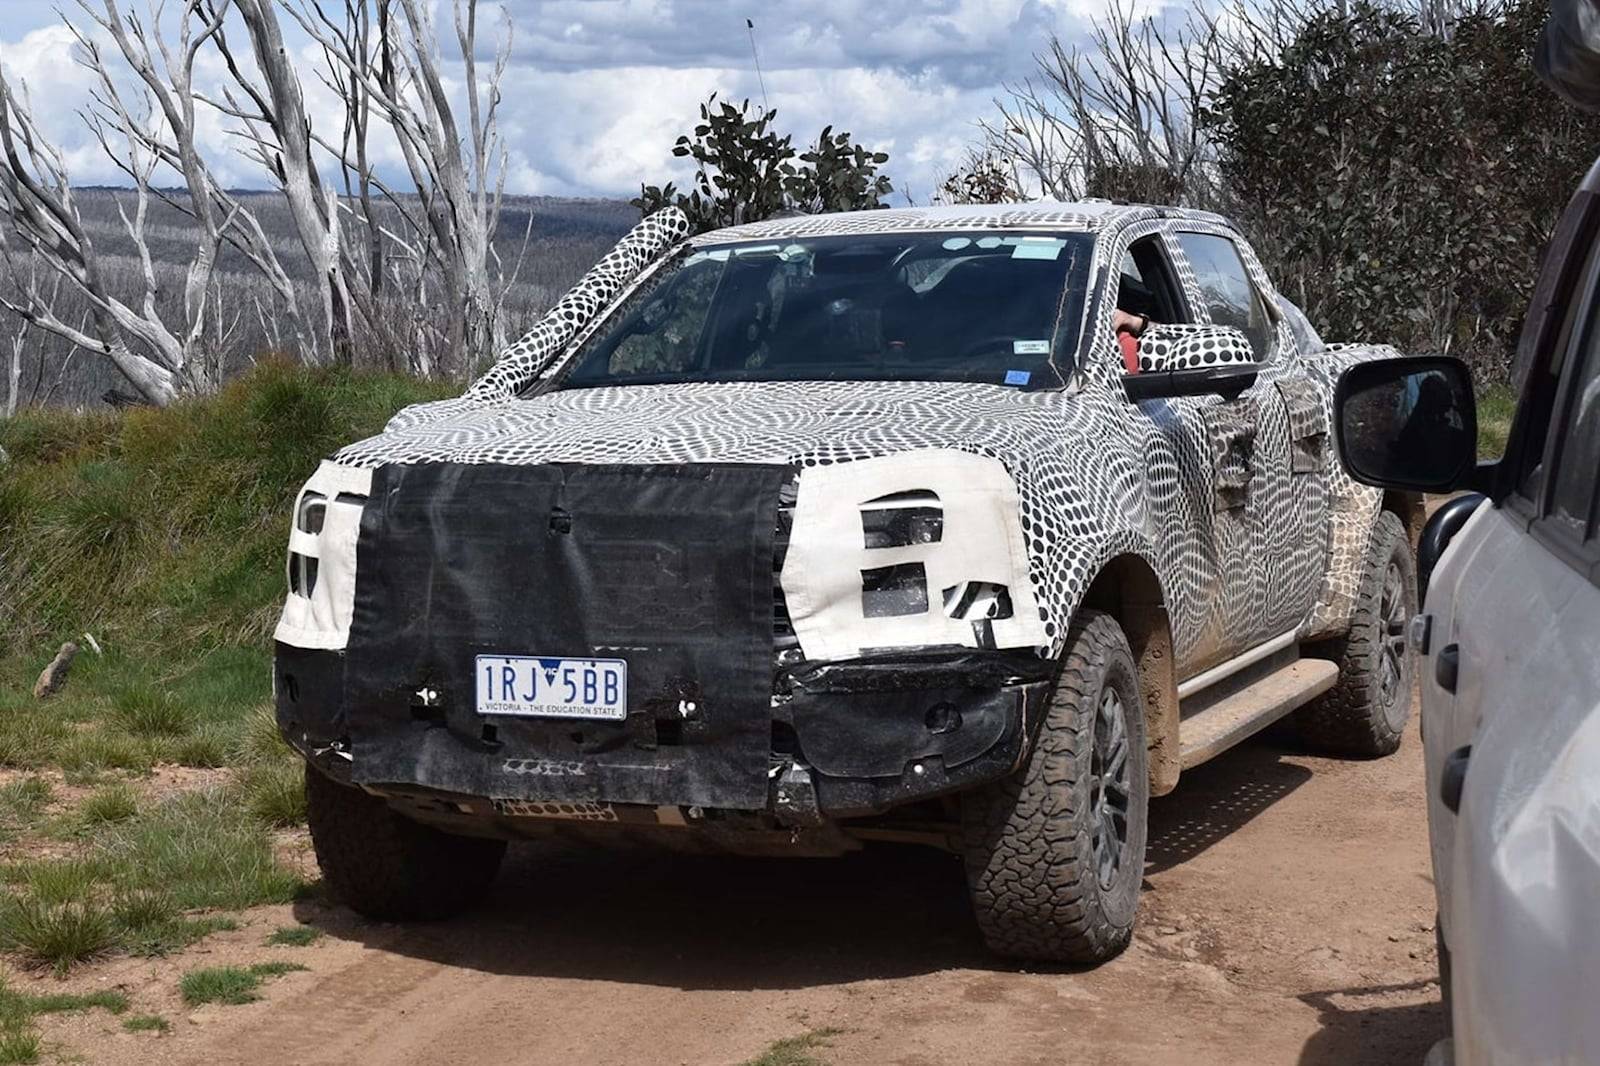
[1298,510,1415,756]
[305,766,506,921]
[960,610,1148,964]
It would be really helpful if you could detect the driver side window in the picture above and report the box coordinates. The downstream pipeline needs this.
[1118,236,1186,327]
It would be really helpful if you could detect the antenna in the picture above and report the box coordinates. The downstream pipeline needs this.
[745,18,770,112]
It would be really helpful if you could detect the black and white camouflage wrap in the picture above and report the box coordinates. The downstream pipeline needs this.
[328,202,1393,674]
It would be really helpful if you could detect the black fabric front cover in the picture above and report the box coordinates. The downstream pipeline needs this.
[344,462,787,810]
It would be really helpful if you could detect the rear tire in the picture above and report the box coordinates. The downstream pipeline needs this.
[1298,509,1417,756]
[960,610,1149,964]
[305,766,506,921]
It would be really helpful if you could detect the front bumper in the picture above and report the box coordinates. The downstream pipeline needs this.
[275,643,1052,820]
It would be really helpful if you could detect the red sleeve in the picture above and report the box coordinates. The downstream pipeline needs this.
[1119,331,1140,373]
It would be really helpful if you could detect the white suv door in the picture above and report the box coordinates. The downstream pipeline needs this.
[1421,218,1600,1066]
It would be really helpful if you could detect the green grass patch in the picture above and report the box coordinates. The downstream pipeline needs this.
[179,961,307,1006]
[238,761,306,828]
[0,974,129,1063]
[0,366,444,799]
[0,1029,38,1065]
[0,789,297,971]
[1478,382,1516,458]
[112,688,194,739]
[0,363,447,657]
[122,1013,169,1033]
[265,924,321,947]
[22,859,105,906]
[11,989,128,1016]
[163,725,235,769]
[235,705,292,765]
[75,784,139,827]
[742,1029,845,1066]
[0,898,118,975]
[100,790,302,910]
[0,780,52,824]
[118,911,238,958]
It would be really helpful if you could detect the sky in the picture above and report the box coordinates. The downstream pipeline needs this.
[0,0,1135,203]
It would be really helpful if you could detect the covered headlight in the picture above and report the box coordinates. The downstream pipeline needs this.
[778,450,1048,661]
[274,461,372,651]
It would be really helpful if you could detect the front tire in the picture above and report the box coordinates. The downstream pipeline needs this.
[305,766,506,921]
[960,610,1150,964]
[1298,509,1417,756]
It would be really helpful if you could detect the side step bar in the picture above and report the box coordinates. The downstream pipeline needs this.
[1178,658,1339,770]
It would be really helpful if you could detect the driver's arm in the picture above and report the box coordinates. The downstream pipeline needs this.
[1113,309,1152,336]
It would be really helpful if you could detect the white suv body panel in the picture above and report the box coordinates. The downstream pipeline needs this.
[1425,500,1600,1066]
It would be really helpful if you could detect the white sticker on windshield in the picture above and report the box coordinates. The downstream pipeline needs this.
[1011,239,1065,261]
[1013,340,1050,355]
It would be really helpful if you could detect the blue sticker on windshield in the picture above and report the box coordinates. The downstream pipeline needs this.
[1004,369,1031,386]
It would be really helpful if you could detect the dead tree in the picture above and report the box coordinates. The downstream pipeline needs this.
[285,0,517,378]
[0,0,311,405]
[983,0,1225,208]
[0,66,183,405]
[207,0,355,365]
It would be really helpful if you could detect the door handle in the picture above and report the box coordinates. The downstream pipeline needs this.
[1436,643,1459,693]
[1441,745,1472,814]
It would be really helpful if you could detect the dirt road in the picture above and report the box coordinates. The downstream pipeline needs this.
[60,713,1444,1066]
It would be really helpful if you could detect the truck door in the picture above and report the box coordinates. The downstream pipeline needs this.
[1168,230,1325,659]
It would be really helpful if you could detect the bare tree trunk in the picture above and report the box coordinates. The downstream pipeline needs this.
[225,0,355,365]
[289,0,514,379]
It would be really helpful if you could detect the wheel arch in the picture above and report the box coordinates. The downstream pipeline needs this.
[1080,553,1181,796]
[1382,489,1427,547]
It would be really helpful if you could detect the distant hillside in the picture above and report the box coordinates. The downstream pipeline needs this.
[3,192,641,410]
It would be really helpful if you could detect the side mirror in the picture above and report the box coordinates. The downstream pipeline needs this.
[1122,323,1261,401]
[1334,355,1478,493]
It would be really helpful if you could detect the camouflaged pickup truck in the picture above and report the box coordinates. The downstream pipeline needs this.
[274,202,1418,963]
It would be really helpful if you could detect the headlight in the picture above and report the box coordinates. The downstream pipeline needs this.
[274,462,373,652]
[779,449,1047,660]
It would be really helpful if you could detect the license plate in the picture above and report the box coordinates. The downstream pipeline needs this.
[475,655,628,721]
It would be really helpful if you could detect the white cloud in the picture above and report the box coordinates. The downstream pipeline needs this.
[0,0,1144,203]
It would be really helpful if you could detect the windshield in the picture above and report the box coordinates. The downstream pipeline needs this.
[554,231,1093,391]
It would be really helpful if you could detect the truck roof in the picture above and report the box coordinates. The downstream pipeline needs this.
[694,200,1236,244]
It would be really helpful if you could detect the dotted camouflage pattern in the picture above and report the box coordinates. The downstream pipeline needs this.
[334,203,1393,670]
[1136,323,1258,371]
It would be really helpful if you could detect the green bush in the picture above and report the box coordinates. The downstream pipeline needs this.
[239,762,306,828]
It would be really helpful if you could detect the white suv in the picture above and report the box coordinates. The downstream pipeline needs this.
[1333,157,1600,1066]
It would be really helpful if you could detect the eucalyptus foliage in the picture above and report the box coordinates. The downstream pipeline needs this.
[634,95,892,234]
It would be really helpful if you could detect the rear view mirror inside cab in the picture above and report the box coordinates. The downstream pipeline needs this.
[1334,356,1478,493]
